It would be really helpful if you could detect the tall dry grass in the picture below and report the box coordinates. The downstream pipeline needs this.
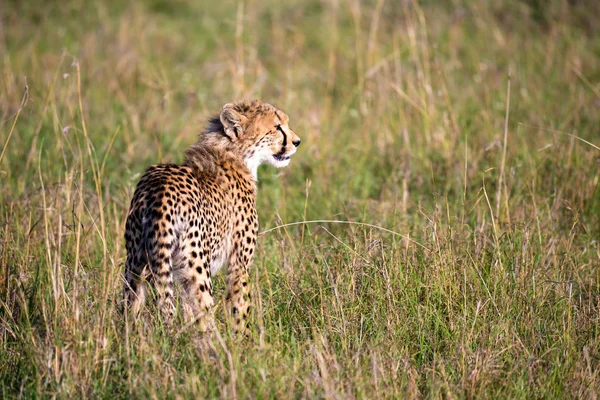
[1,0,599,398]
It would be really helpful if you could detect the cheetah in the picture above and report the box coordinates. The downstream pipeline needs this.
[123,99,301,335]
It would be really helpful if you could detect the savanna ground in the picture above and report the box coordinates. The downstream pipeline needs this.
[1,0,600,398]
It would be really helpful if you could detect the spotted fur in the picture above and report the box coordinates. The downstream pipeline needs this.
[123,100,301,335]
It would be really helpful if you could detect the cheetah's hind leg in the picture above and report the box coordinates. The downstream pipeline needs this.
[123,252,149,319]
[175,240,215,334]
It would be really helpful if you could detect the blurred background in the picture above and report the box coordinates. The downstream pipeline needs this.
[1,0,599,398]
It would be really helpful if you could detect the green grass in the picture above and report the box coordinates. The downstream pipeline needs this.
[1,0,599,398]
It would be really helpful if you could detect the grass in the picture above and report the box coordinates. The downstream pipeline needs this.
[1,0,599,398]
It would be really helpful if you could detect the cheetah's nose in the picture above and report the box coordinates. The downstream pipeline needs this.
[292,139,301,147]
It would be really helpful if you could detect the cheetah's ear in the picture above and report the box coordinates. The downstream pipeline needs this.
[220,103,247,141]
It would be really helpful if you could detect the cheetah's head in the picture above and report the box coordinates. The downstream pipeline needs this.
[216,100,301,178]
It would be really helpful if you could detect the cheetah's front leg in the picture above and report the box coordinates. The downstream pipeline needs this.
[226,245,253,337]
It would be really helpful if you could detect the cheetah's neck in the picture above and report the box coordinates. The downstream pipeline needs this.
[245,158,259,181]
[243,151,273,181]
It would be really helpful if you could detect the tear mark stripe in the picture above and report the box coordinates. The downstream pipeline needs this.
[276,125,287,147]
